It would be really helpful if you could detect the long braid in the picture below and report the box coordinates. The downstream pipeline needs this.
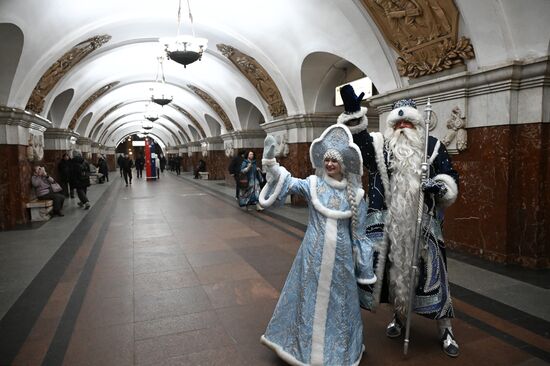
[346,174,359,241]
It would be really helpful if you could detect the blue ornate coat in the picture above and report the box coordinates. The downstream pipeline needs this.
[259,167,376,366]
[353,129,459,319]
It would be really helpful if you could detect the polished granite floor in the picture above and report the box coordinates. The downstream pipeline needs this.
[0,171,548,365]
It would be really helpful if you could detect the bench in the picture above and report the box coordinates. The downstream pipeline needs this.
[198,171,209,180]
[26,199,53,221]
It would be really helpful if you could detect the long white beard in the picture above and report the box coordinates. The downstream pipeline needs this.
[384,127,424,318]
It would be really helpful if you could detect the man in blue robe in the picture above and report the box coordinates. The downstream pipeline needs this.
[337,85,460,358]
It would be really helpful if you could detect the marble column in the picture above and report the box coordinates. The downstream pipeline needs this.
[0,106,52,229]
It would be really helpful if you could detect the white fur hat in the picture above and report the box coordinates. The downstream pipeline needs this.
[386,99,424,128]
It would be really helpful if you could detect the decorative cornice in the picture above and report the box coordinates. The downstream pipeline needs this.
[187,85,234,131]
[26,35,111,114]
[43,128,80,139]
[0,105,52,131]
[217,44,287,118]
[69,81,119,130]
[369,57,550,111]
[360,1,474,78]
[171,104,207,138]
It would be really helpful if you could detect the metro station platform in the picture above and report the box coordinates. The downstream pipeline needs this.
[0,172,548,365]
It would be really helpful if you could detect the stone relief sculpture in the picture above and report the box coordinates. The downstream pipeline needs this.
[201,142,208,158]
[26,133,44,162]
[26,35,111,114]
[171,104,207,138]
[224,141,235,158]
[442,106,467,151]
[187,85,234,132]
[217,44,287,118]
[274,132,290,158]
[68,82,119,130]
[361,0,474,78]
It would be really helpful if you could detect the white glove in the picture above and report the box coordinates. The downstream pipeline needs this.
[262,135,280,181]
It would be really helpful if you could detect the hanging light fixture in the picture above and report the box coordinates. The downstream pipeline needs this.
[142,120,154,130]
[150,56,173,106]
[144,102,159,122]
[161,0,208,68]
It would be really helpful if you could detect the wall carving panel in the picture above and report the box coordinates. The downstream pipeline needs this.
[68,81,119,130]
[361,0,474,78]
[217,44,287,118]
[171,104,206,138]
[187,85,234,132]
[26,35,111,114]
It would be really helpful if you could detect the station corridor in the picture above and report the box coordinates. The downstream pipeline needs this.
[0,173,548,366]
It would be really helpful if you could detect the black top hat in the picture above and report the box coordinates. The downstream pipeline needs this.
[340,85,365,114]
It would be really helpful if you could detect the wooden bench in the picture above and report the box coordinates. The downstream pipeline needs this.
[26,199,53,221]
[198,171,209,180]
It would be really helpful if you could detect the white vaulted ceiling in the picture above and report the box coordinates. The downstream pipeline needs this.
[0,0,549,147]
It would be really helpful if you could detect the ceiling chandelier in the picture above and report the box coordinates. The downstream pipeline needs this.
[150,56,173,106]
[161,0,207,68]
[144,102,159,122]
[142,120,154,130]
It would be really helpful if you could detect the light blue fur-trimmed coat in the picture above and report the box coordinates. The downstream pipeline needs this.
[259,166,376,366]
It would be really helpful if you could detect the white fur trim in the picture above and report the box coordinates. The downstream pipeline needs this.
[337,107,368,124]
[346,116,369,134]
[387,106,424,128]
[310,176,352,219]
[356,189,365,204]
[262,158,277,166]
[324,174,347,189]
[261,336,364,366]
[371,133,391,205]
[311,217,338,365]
[259,167,290,208]
[428,140,440,165]
[260,335,307,366]
[357,274,377,285]
[433,173,458,208]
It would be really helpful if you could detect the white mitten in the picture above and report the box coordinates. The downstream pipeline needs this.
[262,135,280,181]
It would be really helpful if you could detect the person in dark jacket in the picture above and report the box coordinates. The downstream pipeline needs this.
[117,154,124,177]
[121,154,134,186]
[228,150,244,199]
[194,159,206,179]
[160,154,167,173]
[174,155,181,175]
[98,155,109,182]
[70,150,91,209]
[135,155,145,178]
[57,152,73,198]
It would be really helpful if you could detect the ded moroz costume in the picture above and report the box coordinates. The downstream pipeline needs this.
[259,124,376,366]
[337,84,460,357]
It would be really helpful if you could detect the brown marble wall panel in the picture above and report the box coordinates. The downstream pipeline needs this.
[445,123,548,268]
[106,154,116,171]
[42,150,65,183]
[91,153,98,165]
[181,155,190,172]
[278,143,313,206]
[205,151,229,180]
[0,145,32,230]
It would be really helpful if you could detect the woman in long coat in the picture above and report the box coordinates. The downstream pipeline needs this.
[259,125,376,366]
[238,151,263,210]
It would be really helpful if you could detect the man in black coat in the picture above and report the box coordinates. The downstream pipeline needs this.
[228,150,244,199]
[70,150,91,209]
[57,152,73,198]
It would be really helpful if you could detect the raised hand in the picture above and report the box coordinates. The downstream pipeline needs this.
[263,135,277,161]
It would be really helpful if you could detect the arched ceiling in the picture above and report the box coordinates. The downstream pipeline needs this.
[0,0,548,147]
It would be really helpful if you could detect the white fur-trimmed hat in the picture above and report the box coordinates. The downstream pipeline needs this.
[310,124,363,176]
[386,99,424,128]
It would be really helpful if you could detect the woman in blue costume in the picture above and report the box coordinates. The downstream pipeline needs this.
[239,151,263,210]
[259,124,376,366]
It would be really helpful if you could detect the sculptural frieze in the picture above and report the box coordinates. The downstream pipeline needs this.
[187,85,234,131]
[361,0,474,78]
[442,106,467,152]
[217,44,287,118]
[171,104,207,138]
[69,81,119,130]
[26,35,111,114]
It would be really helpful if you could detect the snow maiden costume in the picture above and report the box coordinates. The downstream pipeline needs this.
[259,125,376,366]
[337,85,460,357]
